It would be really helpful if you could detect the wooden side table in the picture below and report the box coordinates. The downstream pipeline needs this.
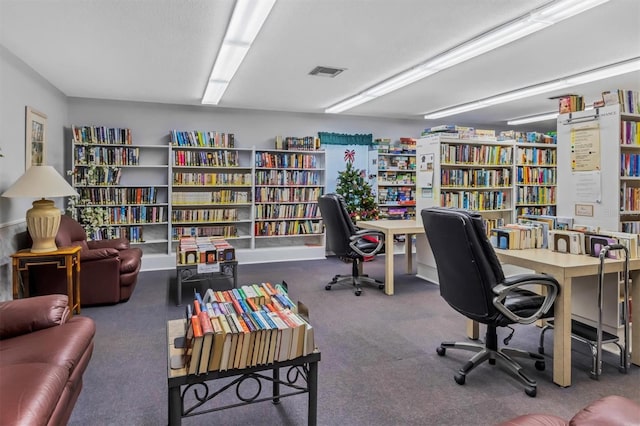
[11,246,82,317]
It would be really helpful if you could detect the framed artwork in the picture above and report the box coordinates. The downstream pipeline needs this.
[25,106,47,169]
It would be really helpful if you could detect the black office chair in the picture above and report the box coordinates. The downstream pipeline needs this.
[421,207,559,397]
[318,193,385,296]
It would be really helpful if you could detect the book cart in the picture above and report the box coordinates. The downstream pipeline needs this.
[175,261,238,305]
[166,319,321,426]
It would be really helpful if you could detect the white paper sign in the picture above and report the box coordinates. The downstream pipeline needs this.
[197,263,220,274]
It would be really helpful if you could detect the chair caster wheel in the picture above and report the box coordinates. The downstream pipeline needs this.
[355,290,362,296]
[535,360,545,371]
[525,387,537,397]
[454,373,466,385]
[325,285,332,291]
[378,284,384,290]
[436,346,446,356]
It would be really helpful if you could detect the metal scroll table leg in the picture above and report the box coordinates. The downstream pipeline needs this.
[272,367,281,404]
[168,385,181,426]
[308,360,318,426]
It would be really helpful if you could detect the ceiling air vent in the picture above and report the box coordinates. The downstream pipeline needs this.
[309,66,345,78]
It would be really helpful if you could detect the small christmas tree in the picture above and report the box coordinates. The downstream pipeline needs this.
[335,150,379,222]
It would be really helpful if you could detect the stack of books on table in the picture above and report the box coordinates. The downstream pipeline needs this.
[177,236,236,265]
[173,283,315,376]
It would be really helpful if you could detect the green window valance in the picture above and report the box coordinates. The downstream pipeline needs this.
[318,132,373,146]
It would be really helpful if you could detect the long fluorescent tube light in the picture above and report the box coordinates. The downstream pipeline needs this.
[202,0,276,105]
[424,57,640,119]
[507,112,559,125]
[325,0,609,114]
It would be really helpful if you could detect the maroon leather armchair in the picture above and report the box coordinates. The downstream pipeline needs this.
[28,215,143,306]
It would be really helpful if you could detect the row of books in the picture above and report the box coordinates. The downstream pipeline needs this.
[179,284,314,375]
[516,166,557,185]
[254,187,322,203]
[378,187,415,205]
[171,191,250,205]
[76,186,159,205]
[440,190,508,211]
[378,171,415,185]
[173,149,241,167]
[517,206,556,216]
[516,186,556,205]
[620,153,640,177]
[441,168,510,188]
[515,146,556,166]
[441,143,512,166]
[558,95,585,113]
[72,166,122,186]
[74,146,140,166]
[489,214,571,250]
[620,183,640,212]
[81,205,165,224]
[255,152,319,169]
[601,90,639,114]
[172,172,252,186]
[549,229,637,259]
[255,170,322,186]
[274,136,319,151]
[255,203,319,220]
[172,225,238,240]
[375,138,416,154]
[177,237,235,265]
[254,219,323,236]
[87,225,144,243]
[172,208,239,224]
[170,130,236,148]
[72,125,132,145]
[378,155,416,171]
[498,131,556,144]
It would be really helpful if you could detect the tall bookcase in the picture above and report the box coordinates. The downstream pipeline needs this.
[514,138,557,216]
[375,139,416,219]
[69,126,170,258]
[414,133,515,282]
[169,131,253,253]
[253,148,325,261]
[556,103,639,338]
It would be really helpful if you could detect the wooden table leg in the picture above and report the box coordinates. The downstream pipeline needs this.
[12,259,20,299]
[66,254,74,318]
[466,319,480,340]
[74,252,81,314]
[553,275,572,387]
[405,233,413,273]
[384,231,394,295]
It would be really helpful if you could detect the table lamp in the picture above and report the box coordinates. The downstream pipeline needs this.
[2,165,79,253]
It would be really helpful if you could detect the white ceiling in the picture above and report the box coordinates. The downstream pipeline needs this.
[1,0,639,132]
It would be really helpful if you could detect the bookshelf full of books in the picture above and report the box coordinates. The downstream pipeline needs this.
[414,127,515,283]
[253,146,326,256]
[169,130,254,253]
[70,125,170,256]
[511,131,557,216]
[375,138,417,219]
[556,99,639,340]
[171,283,315,376]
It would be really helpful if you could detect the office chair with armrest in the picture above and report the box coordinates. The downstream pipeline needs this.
[318,193,385,296]
[421,207,559,397]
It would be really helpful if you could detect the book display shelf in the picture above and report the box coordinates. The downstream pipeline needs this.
[169,130,254,255]
[253,148,326,259]
[557,103,639,340]
[375,138,417,219]
[514,134,557,216]
[70,126,170,257]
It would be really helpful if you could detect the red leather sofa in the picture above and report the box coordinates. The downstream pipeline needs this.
[498,395,640,425]
[28,215,143,306]
[0,294,96,425]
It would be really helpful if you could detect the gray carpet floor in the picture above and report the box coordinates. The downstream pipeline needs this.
[68,254,640,426]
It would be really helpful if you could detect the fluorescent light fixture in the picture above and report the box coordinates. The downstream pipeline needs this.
[507,112,559,126]
[424,57,640,120]
[202,0,276,105]
[326,0,610,114]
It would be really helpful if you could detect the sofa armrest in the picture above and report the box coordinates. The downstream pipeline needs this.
[88,238,130,250]
[82,247,120,261]
[0,294,70,339]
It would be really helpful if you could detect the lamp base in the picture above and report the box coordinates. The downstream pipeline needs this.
[27,199,61,253]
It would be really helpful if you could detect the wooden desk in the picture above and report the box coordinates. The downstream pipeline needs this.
[490,248,640,387]
[11,246,81,317]
[357,219,425,295]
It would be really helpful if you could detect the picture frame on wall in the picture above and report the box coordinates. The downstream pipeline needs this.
[25,106,47,169]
